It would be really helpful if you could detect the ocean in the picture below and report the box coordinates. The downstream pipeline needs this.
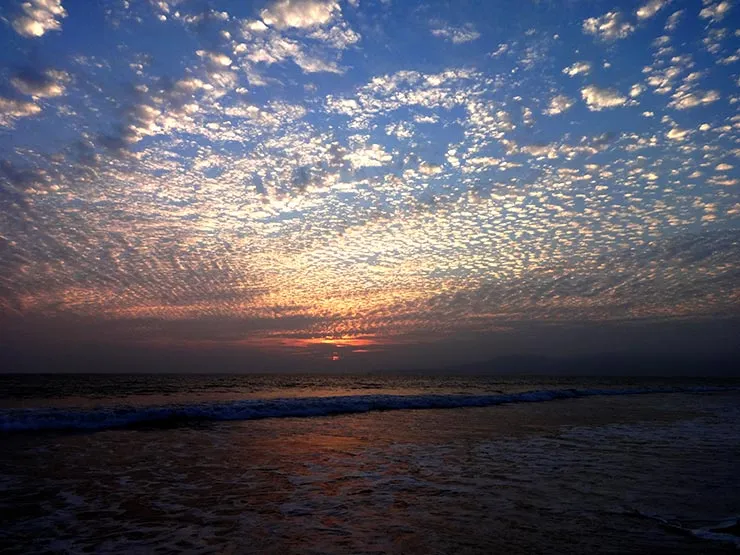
[1,374,739,554]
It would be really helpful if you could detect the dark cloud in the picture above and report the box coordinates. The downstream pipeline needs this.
[10,67,68,98]
[0,160,48,192]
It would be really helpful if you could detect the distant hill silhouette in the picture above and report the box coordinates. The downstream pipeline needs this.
[397,353,740,377]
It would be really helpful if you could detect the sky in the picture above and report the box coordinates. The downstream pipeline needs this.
[0,0,739,372]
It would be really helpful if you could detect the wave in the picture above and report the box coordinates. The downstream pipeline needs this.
[629,509,740,548]
[1,386,736,433]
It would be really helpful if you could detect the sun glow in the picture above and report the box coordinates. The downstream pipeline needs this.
[290,335,381,349]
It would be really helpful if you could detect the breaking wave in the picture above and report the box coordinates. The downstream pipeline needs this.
[1,386,735,433]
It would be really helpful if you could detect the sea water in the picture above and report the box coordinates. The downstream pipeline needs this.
[1,374,739,553]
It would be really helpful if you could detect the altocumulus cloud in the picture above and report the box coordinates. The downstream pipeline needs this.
[260,0,339,29]
[11,0,67,38]
[0,0,738,364]
[580,85,628,111]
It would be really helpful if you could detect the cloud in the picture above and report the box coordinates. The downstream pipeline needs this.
[430,23,480,44]
[665,10,684,30]
[197,50,233,68]
[308,21,360,49]
[245,34,343,73]
[708,176,737,186]
[718,52,739,64]
[0,159,49,192]
[636,0,669,20]
[699,1,732,22]
[666,127,689,141]
[10,68,69,98]
[291,52,342,73]
[563,61,592,77]
[520,144,557,159]
[245,19,269,32]
[583,11,635,41]
[239,7,357,76]
[544,95,575,115]
[11,0,67,38]
[97,71,229,149]
[629,84,644,97]
[260,0,339,29]
[418,162,443,175]
[344,143,392,169]
[385,122,413,139]
[0,97,42,126]
[490,44,509,57]
[668,90,720,110]
[2,2,740,361]
[223,101,307,127]
[580,85,628,110]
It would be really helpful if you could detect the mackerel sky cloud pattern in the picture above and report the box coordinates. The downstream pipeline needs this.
[0,0,738,367]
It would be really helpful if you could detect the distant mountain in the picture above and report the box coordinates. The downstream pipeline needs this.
[403,353,740,376]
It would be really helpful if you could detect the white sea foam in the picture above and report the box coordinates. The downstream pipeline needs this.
[631,510,740,548]
[0,386,735,433]
[691,522,740,548]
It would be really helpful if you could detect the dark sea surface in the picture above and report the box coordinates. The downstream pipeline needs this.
[1,374,739,554]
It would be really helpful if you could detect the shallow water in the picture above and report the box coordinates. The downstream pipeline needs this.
[1,375,739,554]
